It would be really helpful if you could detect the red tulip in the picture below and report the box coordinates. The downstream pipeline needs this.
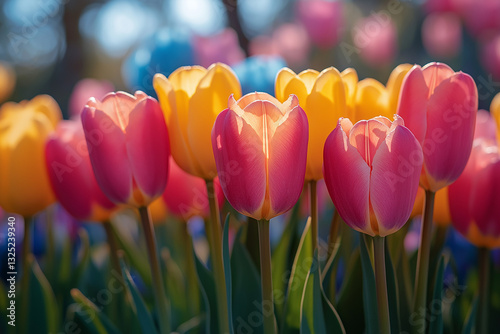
[212,92,308,220]
[396,62,478,191]
[81,91,170,207]
[323,116,423,237]
[449,137,500,248]
[163,156,224,221]
[45,121,116,221]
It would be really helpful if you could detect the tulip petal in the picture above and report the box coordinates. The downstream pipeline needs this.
[423,72,477,190]
[96,91,138,131]
[386,63,412,114]
[212,109,267,218]
[126,98,170,205]
[348,118,390,166]
[422,62,455,95]
[370,125,423,236]
[81,107,132,204]
[396,65,429,144]
[354,78,389,122]
[324,122,372,235]
[341,68,358,119]
[268,106,308,218]
[490,93,500,143]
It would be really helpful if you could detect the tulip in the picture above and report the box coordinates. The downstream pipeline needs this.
[491,93,500,142]
[480,33,500,81]
[296,0,343,49]
[475,109,497,142]
[397,62,478,191]
[69,79,114,118]
[346,64,412,123]
[163,157,224,221]
[0,95,61,216]
[0,61,15,103]
[193,28,245,68]
[232,56,286,95]
[153,63,241,179]
[212,92,308,334]
[323,115,422,333]
[422,13,462,59]
[45,120,116,222]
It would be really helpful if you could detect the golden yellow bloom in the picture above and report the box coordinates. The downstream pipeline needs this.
[153,63,241,179]
[410,187,451,226]
[347,64,412,123]
[275,67,346,180]
[149,196,168,224]
[0,95,61,216]
[491,92,500,144]
[0,62,15,103]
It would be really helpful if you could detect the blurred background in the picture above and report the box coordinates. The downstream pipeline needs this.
[1,0,500,117]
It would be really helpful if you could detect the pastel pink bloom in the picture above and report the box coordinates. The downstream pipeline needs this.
[212,92,308,221]
[193,28,245,68]
[353,14,397,67]
[45,121,116,221]
[81,91,170,207]
[448,138,500,248]
[454,0,500,37]
[480,33,500,81]
[296,0,343,49]
[423,0,456,13]
[323,116,423,237]
[162,156,224,221]
[69,79,114,118]
[396,62,478,191]
[422,13,462,58]
[475,110,497,141]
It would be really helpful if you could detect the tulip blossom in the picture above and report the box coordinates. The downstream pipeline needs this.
[491,93,500,142]
[0,61,15,103]
[275,67,346,180]
[69,79,114,118]
[163,157,224,221]
[480,33,500,81]
[212,92,308,221]
[153,63,241,179]
[396,62,478,191]
[296,0,343,49]
[0,95,61,216]
[81,91,170,207]
[193,28,245,68]
[422,13,462,58]
[45,120,116,221]
[323,116,423,237]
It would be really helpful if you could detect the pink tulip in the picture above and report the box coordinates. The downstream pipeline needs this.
[45,121,116,221]
[212,92,308,220]
[193,28,245,68]
[448,137,500,248]
[69,79,114,118]
[296,0,343,49]
[81,91,170,207]
[162,156,224,221]
[323,116,423,237]
[480,33,500,81]
[396,62,478,191]
[475,110,497,141]
[422,13,462,58]
[454,0,500,37]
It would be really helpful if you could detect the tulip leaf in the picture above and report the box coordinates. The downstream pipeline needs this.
[162,248,187,328]
[461,298,477,334]
[281,217,312,333]
[72,228,91,286]
[272,203,301,321]
[300,250,345,334]
[385,241,401,333]
[231,226,263,334]
[429,255,445,334]
[194,245,218,334]
[27,256,59,334]
[120,257,158,334]
[222,213,235,334]
[70,288,121,334]
[359,234,379,334]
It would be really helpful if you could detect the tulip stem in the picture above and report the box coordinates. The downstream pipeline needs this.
[258,219,276,334]
[103,221,122,280]
[373,236,391,334]
[412,190,435,333]
[19,216,33,334]
[138,206,170,334]
[309,180,319,254]
[477,247,490,334]
[205,180,230,334]
[327,210,341,259]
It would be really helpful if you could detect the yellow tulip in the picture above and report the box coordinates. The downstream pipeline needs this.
[348,64,412,123]
[0,95,61,216]
[275,67,346,180]
[410,187,451,226]
[0,62,15,103]
[491,92,500,144]
[153,63,241,179]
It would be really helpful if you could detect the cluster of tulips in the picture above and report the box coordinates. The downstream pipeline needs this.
[1,60,499,334]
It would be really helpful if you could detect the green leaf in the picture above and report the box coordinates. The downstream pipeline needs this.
[27,257,59,334]
[385,242,400,333]
[70,288,121,334]
[281,217,312,333]
[222,214,235,334]
[162,248,187,328]
[461,298,477,334]
[300,250,344,334]
[120,258,158,334]
[429,256,445,334]
[194,247,218,334]
[72,229,91,286]
[359,234,379,334]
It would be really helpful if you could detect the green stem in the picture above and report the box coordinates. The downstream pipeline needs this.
[477,247,490,334]
[258,219,276,334]
[19,216,33,334]
[412,190,435,333]
[182,222,200,316]
[205,180,230,334]
[373,236,390,334]
[103,221,122,279]
[138,206,170,334]
[327,210,341,259]
[309,180,318,253]
[46,207,55,281]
